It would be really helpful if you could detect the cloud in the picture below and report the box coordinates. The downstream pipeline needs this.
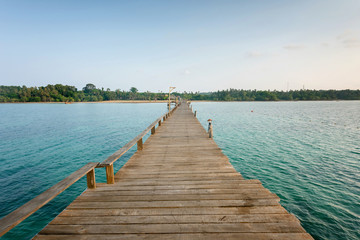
[283,44,304,50]
[337,30,353,40]
[321,42,329,47]
[246,51,263,58]
[184,69,191,75]
[337,30,360,48]
[342,38,360,48]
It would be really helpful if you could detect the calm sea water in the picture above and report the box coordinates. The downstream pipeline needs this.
[192,101,360,240]
[0,103,168,239]
[0,102,359,240]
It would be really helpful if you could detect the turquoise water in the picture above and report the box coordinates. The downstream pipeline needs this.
[0,103,168,239]
[192,101,360,240]
[0,102,359,240]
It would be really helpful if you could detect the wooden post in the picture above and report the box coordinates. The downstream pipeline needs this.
[168,90,170,112]
[137,138,143,151]
[105,164,115,184]
[151,126,155,135]
[209,125,213,138]
[194,111,197,117]
[163,116,166,121]
[168,86,176,112]
[158,120,161,126]
[208,119,213,138]
[87,169,96,188]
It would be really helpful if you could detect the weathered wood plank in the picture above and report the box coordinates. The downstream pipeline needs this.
[34,102,312,239]
[67,199,280,209]
[100,112,168,166]
[83,189,272,196]
[87,184,263,191]
[93,179,257,187]
[74,192,279,202]
[51,214,299,225]
[50,214,300,225]
[39,222,306,234]
[35,233,313,240]
[58,206,290,217]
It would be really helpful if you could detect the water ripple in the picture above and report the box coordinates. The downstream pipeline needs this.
[194,101,360,240]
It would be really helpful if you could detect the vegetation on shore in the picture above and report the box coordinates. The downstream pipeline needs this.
[1,84,360,103]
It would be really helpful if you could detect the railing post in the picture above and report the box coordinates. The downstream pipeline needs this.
[208,119,213,138]
[105,164,115,184]
[163,116,166,121]
[137,138,143,151]
[151,126,155,135]
[87,168,96,188]
[158,120,161,126]
[194,111,197,117]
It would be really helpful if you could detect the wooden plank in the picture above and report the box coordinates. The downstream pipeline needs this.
[51,214,300,225]
[98,179,259,186]
[58,206,290,217]
[34,102,312,239]
[114,173,242,179]
[74,193,279,202]
[83,189,272,196]
[35,233,313,240]
[67,199,280,209]
[115,169,238,174]
[0,162,98,237]
[87,184,263,191]
[100,112,168,166]
[39,222,306,234]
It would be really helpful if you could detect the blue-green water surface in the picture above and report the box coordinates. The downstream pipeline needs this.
[0,103,168,239]
[1,101,359,240]
[192,101,359,240]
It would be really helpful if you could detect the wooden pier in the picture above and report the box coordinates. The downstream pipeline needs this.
[1,102,313,239]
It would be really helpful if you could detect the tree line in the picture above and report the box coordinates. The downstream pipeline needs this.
[179,89,360,101]
[1,84,359,102]
[0,84,168,102]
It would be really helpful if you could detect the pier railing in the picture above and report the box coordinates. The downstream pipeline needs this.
[0,103,180,237]
[99,103,179,184]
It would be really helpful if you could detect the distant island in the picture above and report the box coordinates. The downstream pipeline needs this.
[1,84,359,103]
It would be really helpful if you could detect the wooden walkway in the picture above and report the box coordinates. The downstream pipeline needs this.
[34,103,313,240]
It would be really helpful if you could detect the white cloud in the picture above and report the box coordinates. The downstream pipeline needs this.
[342,38,360,48]
[337,30,353,40]
[184,69,191,75]
[246,51,263,58]
[337,30,360,48]
[321,42,329,47]
[283,44,305,50]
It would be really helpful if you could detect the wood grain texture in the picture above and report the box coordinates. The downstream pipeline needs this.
[86,169,96,189]
[105,164,114,184]
[35,102,313,239]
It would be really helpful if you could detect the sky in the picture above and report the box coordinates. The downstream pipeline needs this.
[0,0,359,92]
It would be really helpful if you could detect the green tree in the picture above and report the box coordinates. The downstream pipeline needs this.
[130,87,138,94]
[83,83,96,93]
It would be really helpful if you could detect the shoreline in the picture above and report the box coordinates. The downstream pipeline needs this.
[1,99,359,104]
[0,100,169,104]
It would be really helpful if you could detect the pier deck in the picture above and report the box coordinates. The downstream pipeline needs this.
[35,103,313,239]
